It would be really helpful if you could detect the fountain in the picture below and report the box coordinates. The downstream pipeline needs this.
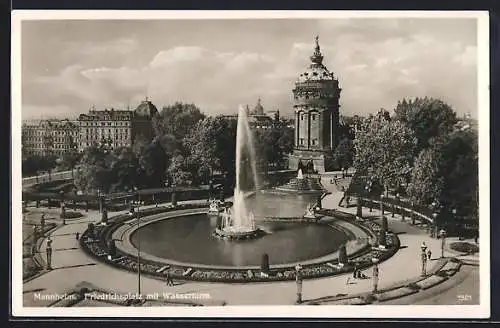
[212,105,264,240]
[272,167,328,194]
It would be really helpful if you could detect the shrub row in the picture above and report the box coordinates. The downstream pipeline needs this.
[80,205,400,283]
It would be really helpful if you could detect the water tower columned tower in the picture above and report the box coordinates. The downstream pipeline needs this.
[288,36,341,173]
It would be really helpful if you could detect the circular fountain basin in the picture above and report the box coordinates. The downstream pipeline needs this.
[126,193,358,268]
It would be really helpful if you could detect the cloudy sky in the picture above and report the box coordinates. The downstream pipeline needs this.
[21,17,478,120]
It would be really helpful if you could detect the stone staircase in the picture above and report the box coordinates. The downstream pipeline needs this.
[275,176,326,193]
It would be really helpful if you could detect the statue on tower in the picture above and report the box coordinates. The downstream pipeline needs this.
[310,35,323,65]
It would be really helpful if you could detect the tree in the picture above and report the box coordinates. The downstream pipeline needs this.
[166,154,196,186]
[184,115,237,181]
[58,149,82,172]
[22,154,58,176]
[354,117,417,194]
[332,138,354,170]
[394,97,458,154]
[137,140,167,188]
[407,129,478,219]
[159,102,206,140]
[108,147,142,192]
[406,148,444,206]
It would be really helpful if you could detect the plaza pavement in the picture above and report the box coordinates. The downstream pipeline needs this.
[22,177,477,306]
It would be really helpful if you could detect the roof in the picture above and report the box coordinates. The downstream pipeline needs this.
[296,36,336,83]
[134,100,159,118]
[78,109,134,121]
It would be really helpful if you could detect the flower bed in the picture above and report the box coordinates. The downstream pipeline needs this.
[80,204,401,283]
[61,211,83,219]
[449,242,479,254]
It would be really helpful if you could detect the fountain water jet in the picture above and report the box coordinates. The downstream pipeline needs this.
[213,105,264,240]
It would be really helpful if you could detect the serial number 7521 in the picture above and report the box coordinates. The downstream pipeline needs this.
[457,294,472,302]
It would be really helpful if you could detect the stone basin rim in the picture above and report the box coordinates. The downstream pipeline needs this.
[111,209,370,271]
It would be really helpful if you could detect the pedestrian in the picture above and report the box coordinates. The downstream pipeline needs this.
[75,232,80,240]
[475,233,478,244]
[165,272,174,286]
[427,248,432,260]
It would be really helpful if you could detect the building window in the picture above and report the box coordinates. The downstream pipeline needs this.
[312,114,316,120]
[312,139,318,146]
[301,115,304,121]
[300,138,304,145]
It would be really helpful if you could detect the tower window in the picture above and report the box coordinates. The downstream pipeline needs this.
[312,139,318,146]
[300,138,304,145]
[301,115,304,121]
[312,114,316,120]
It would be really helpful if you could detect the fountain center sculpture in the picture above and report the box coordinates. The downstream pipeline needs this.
[213,105,264,240]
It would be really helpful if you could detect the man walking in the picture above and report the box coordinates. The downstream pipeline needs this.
[165,272,174,286]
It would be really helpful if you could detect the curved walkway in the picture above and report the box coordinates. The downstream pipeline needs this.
[23,187,477,306]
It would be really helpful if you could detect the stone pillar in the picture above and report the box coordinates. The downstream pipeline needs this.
[307,111,311,149]
[101,207,108,224]
[338,244,347,265]
[356,197,362,218]
[261,253,270,273]
[171,192,177,207]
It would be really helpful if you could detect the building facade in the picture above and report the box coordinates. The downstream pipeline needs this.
[77,99,159,152]
[224,99,279,129]
[22,119,79,157]
[288,36,342,173]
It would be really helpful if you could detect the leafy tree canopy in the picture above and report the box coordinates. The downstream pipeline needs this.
[394,97,458,153]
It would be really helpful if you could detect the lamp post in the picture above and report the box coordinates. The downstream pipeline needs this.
[59,190,66,225]
[411,201,415,225]
[372,257,379,293]
[420,243,428,276]
[295,264,303,304]
[365,185,372,213]
[131,188,145,298]
[380,193,384,217]
[432,213,438,238]
[396,193,404,221]
[439,229,447,258]
[32,224,38,256]
[391,193,396,218]
[97,188,102,213]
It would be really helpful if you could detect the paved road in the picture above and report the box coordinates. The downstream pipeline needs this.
[20,175,481,307]
[384,264,479,305]
[23,189,478,307]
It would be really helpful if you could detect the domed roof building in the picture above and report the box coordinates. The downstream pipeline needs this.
[133,97,161,140]
[288,36,342,173]
[134,97,159,118]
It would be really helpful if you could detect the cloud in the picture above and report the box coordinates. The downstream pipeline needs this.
[64,38,138,57]
[21,19,478,119]
[22,104,78,120]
